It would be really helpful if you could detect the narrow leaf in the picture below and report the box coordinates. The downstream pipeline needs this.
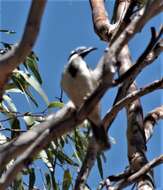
[48,101,64,109]
[97,155,104,179]
[45,173,51,190]
[0,29,16,34]
[3,94,17,112]
[62,169,72,190]
[17,70,49,105]
[11,118,20,139]
[56,150,78,166]
[25,56,42,84]
[28,168,36,190]
[50,171,59,190]
[40,150,54,172]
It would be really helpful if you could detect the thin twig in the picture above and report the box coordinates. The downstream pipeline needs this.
[110,154,163,190]
[103,79,163,130]
[144,106,163,142]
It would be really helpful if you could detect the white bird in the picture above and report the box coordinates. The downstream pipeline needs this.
[61,46,110,150]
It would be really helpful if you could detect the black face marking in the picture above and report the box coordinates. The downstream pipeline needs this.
[68,63,79,78]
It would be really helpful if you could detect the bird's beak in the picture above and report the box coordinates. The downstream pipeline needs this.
[79,47,97,58]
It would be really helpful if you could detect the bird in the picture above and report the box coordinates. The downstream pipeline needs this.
[61,46,110,150]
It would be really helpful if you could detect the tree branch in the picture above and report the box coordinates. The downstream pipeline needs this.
[100,104,163,189]
[103,79,163,129]
[0,1,162,186]
[103,38,163,129]
[74,1,163,188]
[115,26,163,88]
[74,138,99,190]
[108,154,163,190]
[108,0,163,57]
[0,0,47,98]
[89,0,112,41]
[0,128,48,190]
[104,26,163,137]
[0,101,76,171]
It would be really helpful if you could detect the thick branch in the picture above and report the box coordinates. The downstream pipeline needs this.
[0,1,162,185]
[0,102,76,171]
[0,45,116,173]
[74,1,163,188]
[0,0,47,98]
[103,38,163,129]
[89,0,111,41]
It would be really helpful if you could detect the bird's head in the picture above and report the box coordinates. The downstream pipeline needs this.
[67,46,97,77]
[68,46,97,60]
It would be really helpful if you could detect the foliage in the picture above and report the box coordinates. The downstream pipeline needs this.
[0,30,97,190]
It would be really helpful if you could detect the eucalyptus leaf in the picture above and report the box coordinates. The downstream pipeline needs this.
[40,150,54,172]
[50,172,59,190]
[13,173,24,190]
[11,118,20,139]
[0,29,16,34]
[23,115,36,128]
[73,129,88,162]
[56,150,78,167]
[25,56,42,84]
[3,94,17,112]
[24,89,39,107]
[45,173,51,190]
[16,70,49,105]
[48,101,64,109]
[28,168,36,190]
[62,169,72,190]
[97,155,104,179]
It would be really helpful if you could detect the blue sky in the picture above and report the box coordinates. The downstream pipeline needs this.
[0,1,162,189]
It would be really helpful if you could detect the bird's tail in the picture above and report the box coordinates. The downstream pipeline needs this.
[89,121,111,151]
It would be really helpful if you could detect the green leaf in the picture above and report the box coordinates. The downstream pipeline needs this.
[13,173,24,190]
[62,169,72,190]
[11,118,20,139]
[50,172,59,190]
[11,73,28,92]
[24,89,39,107]
[73,129,88,162]
[56,150,78,167]
[40,150,54,172]
[5,88,23,94]
[45,173,51,190]
[0,29,16,34]
[23,115,36,128]
[16,70,49,105]
[11,73,37,106]
[3,94,17,112]
[48,101,64,109]
[97,155,104,179]
[28,168,36,190]
[5,83,24,94]
[25,55,42,84]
